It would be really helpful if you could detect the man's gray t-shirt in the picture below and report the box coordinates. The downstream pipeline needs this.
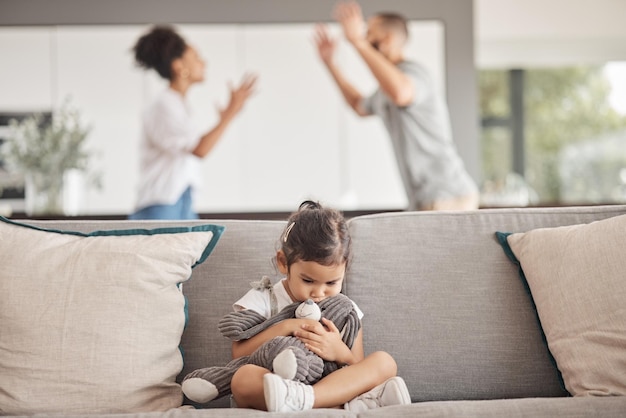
[361,60,477,210]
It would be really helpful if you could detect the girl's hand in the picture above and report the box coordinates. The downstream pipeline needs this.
[282,318,320,336]
[218,72,258,121]
[313,24,337,66]
[295,317,353,365]
[333,1,366,46]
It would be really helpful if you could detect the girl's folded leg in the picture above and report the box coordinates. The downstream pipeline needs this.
[312,351,398,408]
[231,364,271,410]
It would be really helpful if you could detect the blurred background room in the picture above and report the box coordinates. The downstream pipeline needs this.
[1,0,625,218]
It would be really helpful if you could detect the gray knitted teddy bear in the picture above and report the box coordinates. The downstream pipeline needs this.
[182,293,361,404]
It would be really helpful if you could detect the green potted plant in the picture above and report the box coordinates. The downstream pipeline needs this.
[0,99,100,216]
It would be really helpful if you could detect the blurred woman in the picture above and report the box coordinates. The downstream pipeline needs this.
[130,25,257,219]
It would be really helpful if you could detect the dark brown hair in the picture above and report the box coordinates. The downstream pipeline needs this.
[280,200,351,270]
[133,25,187,80]
[375,12,409,42]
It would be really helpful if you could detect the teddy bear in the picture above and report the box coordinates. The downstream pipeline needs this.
[182,293,361,404]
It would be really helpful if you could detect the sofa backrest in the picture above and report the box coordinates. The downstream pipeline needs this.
[345,205,626,402]
[177,219,285,408]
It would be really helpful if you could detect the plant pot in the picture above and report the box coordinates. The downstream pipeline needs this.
[25,169,82,216]
[25,171,64,216]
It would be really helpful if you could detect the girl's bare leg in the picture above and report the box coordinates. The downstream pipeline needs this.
[312,351,397,408]
[231,364,270,410]
[233,351,397,410]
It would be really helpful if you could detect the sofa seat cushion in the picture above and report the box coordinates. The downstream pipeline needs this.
[11,407,358,417]
[0,217,223,415]
[358,397,626,418]
[498,213,626,397]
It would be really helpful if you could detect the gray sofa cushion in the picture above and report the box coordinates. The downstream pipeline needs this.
[178,220,287,408]
[17,407,356,417]
[358,396,626,417]
[345,206,626,402]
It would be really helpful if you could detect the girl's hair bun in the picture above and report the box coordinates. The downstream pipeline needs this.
[299,200,322,211]
[280,200,351,269]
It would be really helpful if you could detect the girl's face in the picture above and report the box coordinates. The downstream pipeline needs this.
[277,253,346,303]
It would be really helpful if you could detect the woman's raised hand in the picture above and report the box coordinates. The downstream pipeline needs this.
[219,72,258,121]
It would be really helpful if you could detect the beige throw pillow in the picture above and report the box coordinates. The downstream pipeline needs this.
[502,214,626,396]
[0,218,224,415]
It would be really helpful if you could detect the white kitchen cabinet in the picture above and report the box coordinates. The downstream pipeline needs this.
[0,27,53,111]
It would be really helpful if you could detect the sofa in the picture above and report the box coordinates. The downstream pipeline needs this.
[1,204,625,417]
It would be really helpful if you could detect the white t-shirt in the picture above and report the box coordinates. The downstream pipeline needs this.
[233,279,364,320]
[134,88,202,210]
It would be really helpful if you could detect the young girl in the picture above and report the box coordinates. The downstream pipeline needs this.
[227,200,410,412]
[129,25,257,220]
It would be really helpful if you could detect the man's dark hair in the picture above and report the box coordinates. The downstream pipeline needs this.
[376,12,409,43]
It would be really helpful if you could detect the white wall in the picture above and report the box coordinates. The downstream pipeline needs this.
[476,0,626,67]
[0,28,53,111]
[0,21,444,214]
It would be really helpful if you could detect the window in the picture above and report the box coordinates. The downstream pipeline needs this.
[479,64,626,206]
